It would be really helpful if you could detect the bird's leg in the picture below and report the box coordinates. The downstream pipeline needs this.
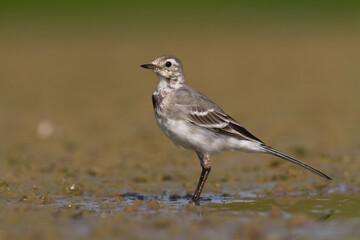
[192,153,211,203]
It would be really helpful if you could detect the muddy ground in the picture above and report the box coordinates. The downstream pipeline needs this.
[0,19,360,239]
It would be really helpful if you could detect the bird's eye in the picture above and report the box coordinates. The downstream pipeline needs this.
[165,61,172,67]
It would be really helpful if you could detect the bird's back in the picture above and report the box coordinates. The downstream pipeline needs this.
[173,85,224,112]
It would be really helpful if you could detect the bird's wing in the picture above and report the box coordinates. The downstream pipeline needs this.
[187,105,263,143]
[173,86,263,143]
[187,106,332,180]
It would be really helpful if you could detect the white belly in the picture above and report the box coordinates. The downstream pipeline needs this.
[155,114,264,155]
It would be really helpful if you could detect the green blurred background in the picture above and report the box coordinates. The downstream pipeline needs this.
[1,0,360,177]
[1,0,359,156]
[1,0,360,184]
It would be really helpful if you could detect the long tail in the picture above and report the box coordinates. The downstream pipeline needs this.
[260,145,332,180]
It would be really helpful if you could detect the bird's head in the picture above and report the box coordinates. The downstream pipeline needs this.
[141,55,185,83]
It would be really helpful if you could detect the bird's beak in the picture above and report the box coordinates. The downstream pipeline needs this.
[141,63,156,70]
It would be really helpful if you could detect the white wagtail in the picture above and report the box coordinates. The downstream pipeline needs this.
[141,55,331,203]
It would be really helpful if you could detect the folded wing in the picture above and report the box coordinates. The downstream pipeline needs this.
[187,106,263,143]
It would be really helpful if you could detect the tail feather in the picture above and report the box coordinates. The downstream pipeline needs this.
[261,145,332,180]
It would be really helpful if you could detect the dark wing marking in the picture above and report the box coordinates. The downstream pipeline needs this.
[187,106,263,143]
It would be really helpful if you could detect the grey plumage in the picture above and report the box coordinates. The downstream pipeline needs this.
[141,55,331,202]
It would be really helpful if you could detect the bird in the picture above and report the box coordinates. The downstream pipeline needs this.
[141,55,331,203]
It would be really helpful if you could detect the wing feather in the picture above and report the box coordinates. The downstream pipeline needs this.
[187,106,263,143]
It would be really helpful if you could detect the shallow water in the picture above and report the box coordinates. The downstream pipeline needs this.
[42,188,359,218]
[2,185,359,240]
